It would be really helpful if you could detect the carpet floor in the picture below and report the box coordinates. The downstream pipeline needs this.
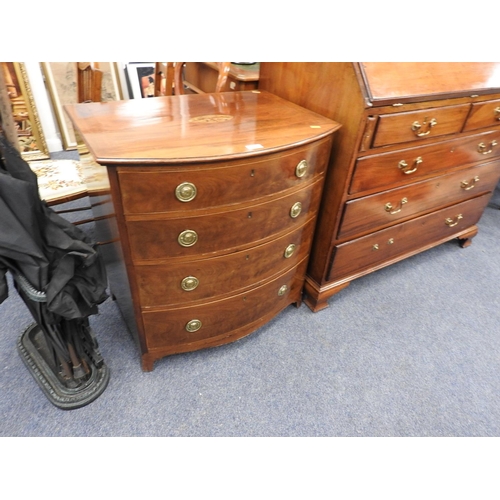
[1,154,500,436]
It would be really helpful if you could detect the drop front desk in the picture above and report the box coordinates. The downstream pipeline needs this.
[259,62,500,311]
[65,90,340,371]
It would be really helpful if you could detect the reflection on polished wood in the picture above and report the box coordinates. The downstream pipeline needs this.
[65,90,337,163]
[65,90,341,370]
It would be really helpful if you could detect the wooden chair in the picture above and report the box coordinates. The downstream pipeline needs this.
[29,158,94,225]
[1,63,103,227]
[77,62,103,103]
[154,62,175,96]
[154,62,231,96]
[174,62,231,94]
[40,62,105,225]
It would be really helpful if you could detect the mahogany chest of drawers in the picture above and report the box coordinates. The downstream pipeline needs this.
[259,62,500,311]
[65,90,340,370]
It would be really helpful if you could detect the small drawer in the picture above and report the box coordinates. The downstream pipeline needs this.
[339,160,500,239]
[329,193,492,281]
[371,104,470,148]
[463,99,500,132]
[118,138,332,214]
[135,218,315,307]
[142,260,307,349]
[350,129,500,194]
[126,179,323,261]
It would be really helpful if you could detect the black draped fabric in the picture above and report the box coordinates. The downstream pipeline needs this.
[0,132,108,383]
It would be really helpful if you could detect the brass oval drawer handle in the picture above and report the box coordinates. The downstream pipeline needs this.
[385,197,408,215]
[284,244,296,258]
[185,319,202,332]
[290,202,302,218]
[460,176,480,190]
[398,156,422,175]
[175,182,197,202]
[411,118,437,137]
[477,140,498,154]
[181,276,199,291]
[278,284,288,296]
[445,214,463,227]
[295,159,308,178]
[178,229,198,247]
[494,107,500,120]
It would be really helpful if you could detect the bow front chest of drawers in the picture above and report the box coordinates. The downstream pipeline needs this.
[259,62,500,311]
[65,91,340,370]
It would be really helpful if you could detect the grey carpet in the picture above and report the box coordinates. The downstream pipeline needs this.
[1,176,499,437]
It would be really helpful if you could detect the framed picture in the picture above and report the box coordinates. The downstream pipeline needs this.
[42,62,122,150]
[125,63,156,99]
[1,62,50,160]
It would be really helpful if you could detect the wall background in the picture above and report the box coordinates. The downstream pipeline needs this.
[24,62,130,153]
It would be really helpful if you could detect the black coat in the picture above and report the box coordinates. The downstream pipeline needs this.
[0,132,108,379]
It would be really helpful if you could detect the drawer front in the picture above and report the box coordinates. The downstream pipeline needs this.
[372,104,470,148]
[339,160,500,239]
[329,193,491,281]
[463,99,500,132]
[350,129,500,194]
[136,218,315,307]
[126,179,323,261]
[118,138,331,214]
[142,260,307,349]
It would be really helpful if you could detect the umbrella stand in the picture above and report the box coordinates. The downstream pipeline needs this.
[14,272,110,410]
[1,130,110,410]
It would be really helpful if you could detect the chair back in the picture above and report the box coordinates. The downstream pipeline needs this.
[77,63,103,103]
[174,62,231,95]
[154,62,231,96]
[154,62,175,96]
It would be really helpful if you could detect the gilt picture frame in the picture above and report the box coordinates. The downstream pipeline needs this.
[42,62,122,150]
[1,62,50,160]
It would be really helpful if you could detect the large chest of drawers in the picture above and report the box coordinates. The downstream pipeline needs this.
[259,63,500,311]
[65,91,340,370]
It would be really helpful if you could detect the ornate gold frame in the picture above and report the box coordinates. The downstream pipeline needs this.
[1,62,50,160]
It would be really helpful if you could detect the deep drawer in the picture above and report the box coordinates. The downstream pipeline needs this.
[329,193,492,281]
[463,98,500,132]
[339,160,500,239]
[118,138,332,214]
[371,104,470,148]
[350,129,500,194]
[126,178,323,261]
[136,218,315,307]
[142,260,307,349]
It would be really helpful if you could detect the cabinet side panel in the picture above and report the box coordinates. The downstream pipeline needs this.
[259,62,367,285]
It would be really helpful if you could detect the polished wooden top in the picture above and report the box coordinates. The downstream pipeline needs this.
[64,90,340,165]
[360,62,500,105]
